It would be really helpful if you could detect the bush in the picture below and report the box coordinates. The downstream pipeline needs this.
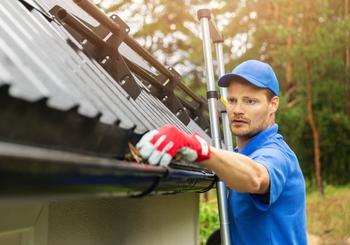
[200,202,220,244]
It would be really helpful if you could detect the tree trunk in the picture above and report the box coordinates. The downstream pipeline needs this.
[272,1,279,21]
[305,63,323,195]
[285,13,296,108]
[204,192,209,202]
[345,0,350,117]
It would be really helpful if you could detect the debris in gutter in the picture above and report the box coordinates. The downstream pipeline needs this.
[126,143,143,163]
[126,142,181,165]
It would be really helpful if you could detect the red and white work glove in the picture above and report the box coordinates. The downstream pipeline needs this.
[136,125,211,166]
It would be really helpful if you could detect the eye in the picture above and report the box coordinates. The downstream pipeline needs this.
[244,98,257,105]
[228,98,236,105]
[248,99,255,104]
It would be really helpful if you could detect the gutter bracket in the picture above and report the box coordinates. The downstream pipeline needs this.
[50,5,141,100]
[130,167,170,198]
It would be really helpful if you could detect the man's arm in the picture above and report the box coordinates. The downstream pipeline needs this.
[136,125,270,194]
[201,146,270,194]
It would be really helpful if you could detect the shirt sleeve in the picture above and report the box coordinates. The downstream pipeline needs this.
[249,147,289,211]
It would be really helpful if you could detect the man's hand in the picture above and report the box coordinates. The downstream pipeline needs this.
[136,125,211,166]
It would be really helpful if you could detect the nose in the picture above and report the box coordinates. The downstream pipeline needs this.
[230,101,244,116]
[227,102,244,120]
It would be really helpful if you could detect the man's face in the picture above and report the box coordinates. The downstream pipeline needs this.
[226,79,278,139]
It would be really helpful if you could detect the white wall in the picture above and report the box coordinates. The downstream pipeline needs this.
[0,193,200,245]
[0,202,47,245]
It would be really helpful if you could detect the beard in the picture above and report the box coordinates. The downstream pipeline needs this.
[232,126,260,139]
[230,118,267,140]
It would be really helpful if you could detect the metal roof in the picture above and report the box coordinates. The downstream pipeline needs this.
[0,0,215,198]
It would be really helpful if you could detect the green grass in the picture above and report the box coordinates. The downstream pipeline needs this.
[306,185,350,244]
[200,185,350,244]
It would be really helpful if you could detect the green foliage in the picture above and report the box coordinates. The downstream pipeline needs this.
[318,113,350,185]
[200,202,219,245]
[225,0,350,185]
[276,98,315,182]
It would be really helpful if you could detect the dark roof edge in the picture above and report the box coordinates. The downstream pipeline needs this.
[0,142,215,200]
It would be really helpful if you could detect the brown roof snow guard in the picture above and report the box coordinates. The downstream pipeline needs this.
[0,0,215,199]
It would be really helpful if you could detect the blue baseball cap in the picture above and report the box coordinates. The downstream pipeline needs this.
[218,60,279,96]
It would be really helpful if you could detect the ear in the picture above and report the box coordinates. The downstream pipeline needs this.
[269,96,279,113]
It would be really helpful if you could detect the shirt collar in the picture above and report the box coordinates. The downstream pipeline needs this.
[235,124,279,155]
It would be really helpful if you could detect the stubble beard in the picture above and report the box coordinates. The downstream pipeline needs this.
[231,124,259,141]
[231,120,269,141]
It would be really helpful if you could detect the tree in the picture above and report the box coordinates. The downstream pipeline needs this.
[345,0,350,117]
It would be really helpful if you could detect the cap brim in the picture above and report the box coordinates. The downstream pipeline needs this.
[218,73,268,91]
[218,74,240,87]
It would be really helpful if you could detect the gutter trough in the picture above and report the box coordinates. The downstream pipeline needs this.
[0,142,215,200]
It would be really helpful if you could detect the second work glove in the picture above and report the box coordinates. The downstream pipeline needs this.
[136,125,211,166]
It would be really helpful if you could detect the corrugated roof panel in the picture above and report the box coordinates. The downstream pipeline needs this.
[55,35,191,133]
[0,2,80,111]
[3,1,135,128]
[0,0,216,199]
[3,1,109,120]
[136,90,191,134]
[0,57,12,86]
[127,72,192,133]
[0,0,212,159]
[187,119,212,143]
[28,8,157,132]
[0,37,51,101]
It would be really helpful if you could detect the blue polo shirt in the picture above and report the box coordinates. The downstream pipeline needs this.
[228,124,307,244]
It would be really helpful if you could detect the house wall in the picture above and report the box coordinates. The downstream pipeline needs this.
[0,193,200,245]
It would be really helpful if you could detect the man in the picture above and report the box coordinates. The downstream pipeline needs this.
[136,60,307,244]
